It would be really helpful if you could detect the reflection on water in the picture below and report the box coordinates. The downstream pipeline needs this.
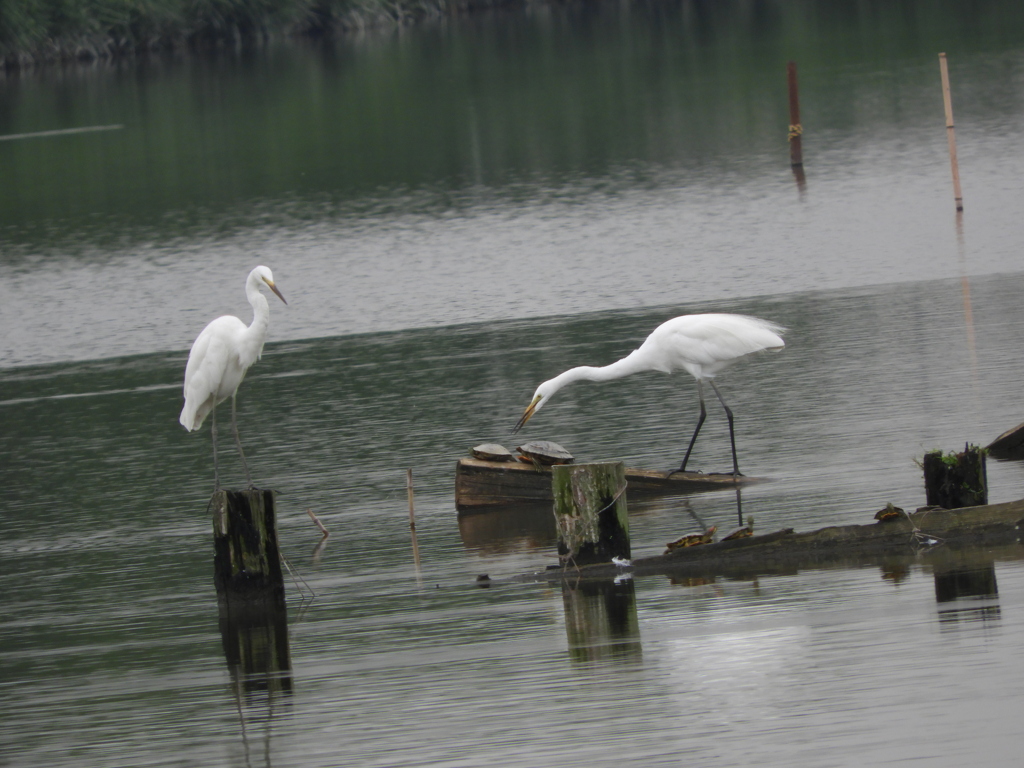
[934,562,1001,626]
[5,7,1024,366]
[561,577,642,666]
[458,503,557,553]
[220,600,293,700]
[221,601,292,768]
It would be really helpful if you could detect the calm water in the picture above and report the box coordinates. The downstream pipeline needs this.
[4,2,1024,766]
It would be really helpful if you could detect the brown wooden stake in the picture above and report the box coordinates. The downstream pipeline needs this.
[306,508,329,536]
[787,61,803,167]
[407,469,421,572]
[939,53,964,212]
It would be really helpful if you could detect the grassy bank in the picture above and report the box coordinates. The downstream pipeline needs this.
[0,0,526,66]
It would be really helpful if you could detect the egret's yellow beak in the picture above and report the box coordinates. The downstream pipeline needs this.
[264,278,287,305]
[512,394,542,435]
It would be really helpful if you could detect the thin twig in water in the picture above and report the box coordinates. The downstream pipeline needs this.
[280,550,315,600]
[904,507,945,550]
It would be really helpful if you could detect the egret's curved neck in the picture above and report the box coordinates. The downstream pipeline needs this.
[242,279,271,358]
[545,348,653,394]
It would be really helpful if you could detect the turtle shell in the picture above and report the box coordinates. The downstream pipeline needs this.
[471,443,515,462]
[874,503,905,522]
[515,440,574,465]
[665,525,717,552]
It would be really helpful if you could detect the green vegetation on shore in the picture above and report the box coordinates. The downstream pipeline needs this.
[0,0,522,66]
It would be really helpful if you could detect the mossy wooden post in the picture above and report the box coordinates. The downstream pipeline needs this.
[551,462,629,567]
[212,489,285,603]
[923,445,987,509]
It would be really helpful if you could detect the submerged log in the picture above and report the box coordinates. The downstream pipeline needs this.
[511,498,1024,584]
[922,445,987,509]
[551,462,630,566]
[212,489,285,604]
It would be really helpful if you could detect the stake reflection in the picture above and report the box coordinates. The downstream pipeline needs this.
[561,577,642,665]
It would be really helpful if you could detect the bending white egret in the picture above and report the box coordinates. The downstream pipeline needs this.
[512,313,785,476]
[179,266,287,488]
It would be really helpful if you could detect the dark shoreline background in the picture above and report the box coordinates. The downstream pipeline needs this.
[3,0,1019,70]
[2,0,543,68]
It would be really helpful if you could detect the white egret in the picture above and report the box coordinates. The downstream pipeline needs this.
[512,313,785,476]
[179,266,287,488]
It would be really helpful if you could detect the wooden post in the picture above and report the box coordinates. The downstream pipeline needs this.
[922,445,987,509]
[939,53,964,212]
[212,489,285,603]
[787,61,803,167]
[551,462,629,566]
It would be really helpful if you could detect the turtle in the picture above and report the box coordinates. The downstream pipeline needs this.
[515,440,574,466]
[665,525,717,553]
[874,502,905,522]
[721,517,754,541]
[471,443,516,462]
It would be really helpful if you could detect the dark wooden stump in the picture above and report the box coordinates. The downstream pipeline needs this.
[922,445,988,509]
[551,462,630,566]
[212,489,285,604]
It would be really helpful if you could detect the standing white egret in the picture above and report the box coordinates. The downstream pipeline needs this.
[512,313,785,476]
[179,266,287,488]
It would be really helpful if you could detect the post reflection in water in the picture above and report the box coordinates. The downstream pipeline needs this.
[219,597,294,763]
[560,577,642,665]
[933,562,1000,626]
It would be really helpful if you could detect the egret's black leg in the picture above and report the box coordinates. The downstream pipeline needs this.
[211,405,220,491]
[231,394,254,488]
[709,380,741,477]
[734,485,744,527]
[676,380,707,473]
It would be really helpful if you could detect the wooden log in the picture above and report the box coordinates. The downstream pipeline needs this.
[987,420,1024,459]
[923,445,987,509]
[551,462,629,566]
[212,489,285,603]
[455,457,762,510]
[509,498,1024,585]
[787,61,803,167]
